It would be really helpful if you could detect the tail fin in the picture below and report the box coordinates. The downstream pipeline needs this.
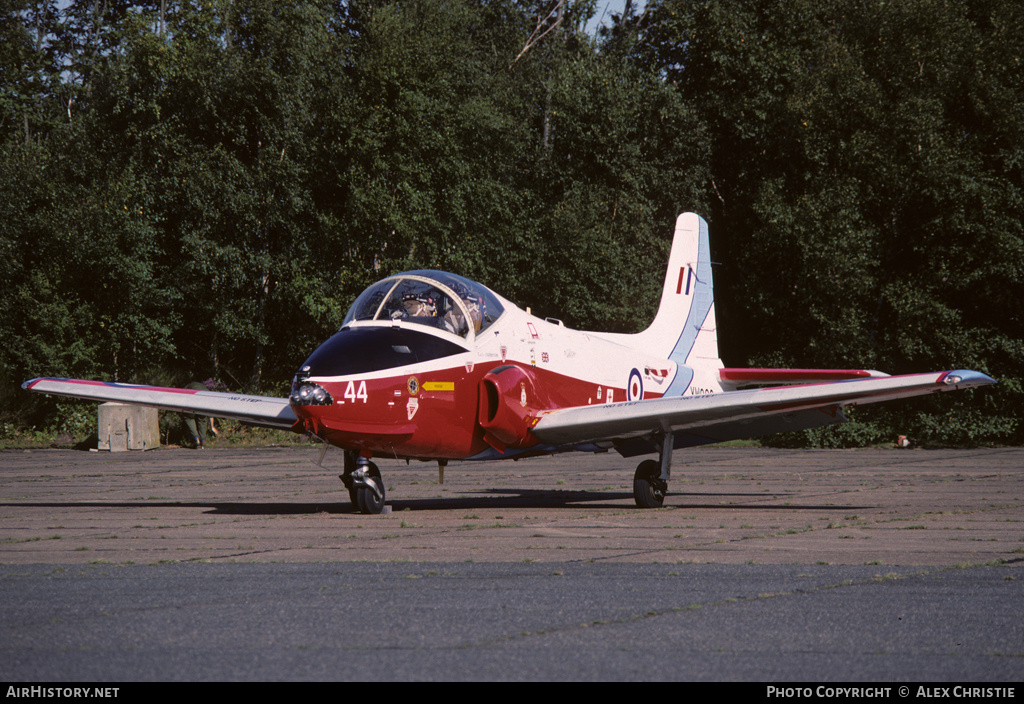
[633,213,723,396]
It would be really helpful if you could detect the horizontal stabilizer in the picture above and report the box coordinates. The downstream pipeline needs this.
[22,377,298,431]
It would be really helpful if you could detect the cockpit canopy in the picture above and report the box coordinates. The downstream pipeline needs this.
[342,270,505,342]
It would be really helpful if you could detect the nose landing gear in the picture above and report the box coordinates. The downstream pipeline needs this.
[341,452,387,514]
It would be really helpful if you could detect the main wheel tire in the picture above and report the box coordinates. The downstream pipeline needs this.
[633,459,666,508]
[354,462,386,514]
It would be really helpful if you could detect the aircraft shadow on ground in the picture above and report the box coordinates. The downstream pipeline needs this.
[391,489,867,513]
[1,491,870,515]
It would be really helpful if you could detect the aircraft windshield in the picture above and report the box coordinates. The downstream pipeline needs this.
[342,270,504,341]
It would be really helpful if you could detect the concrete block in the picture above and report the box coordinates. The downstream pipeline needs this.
[97,403,160,451]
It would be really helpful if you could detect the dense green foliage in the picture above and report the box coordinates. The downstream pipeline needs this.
[2,0,1020,445]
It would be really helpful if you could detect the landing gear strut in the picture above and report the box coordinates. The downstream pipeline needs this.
[341,451,387,514]
[633,431,673,508]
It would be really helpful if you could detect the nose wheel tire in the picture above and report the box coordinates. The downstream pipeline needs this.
[633,459,666,508]
[353,462,386,514]
[355,480,385,514]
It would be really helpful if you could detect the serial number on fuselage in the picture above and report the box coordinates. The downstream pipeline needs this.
[688,387,716,396]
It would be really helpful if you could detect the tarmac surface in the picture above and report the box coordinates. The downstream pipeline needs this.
[2,445,1021,565]
[1,445,1022,681]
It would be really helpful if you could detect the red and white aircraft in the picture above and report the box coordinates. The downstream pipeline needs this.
[24,213,995,513]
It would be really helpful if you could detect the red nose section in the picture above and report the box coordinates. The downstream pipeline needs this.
[291,396,415,448]
[292,369,489,459]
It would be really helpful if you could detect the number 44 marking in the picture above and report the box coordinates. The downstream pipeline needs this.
[343,380,368,403]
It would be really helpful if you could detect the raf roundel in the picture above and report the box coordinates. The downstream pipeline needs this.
[627,368,644,402]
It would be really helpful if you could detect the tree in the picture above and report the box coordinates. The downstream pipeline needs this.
[2,0,1017,445]
[524,48,709,330]
[632,0,1023,444]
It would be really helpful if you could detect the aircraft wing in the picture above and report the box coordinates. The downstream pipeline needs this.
[531,369,995,451]
[22,377,298,431]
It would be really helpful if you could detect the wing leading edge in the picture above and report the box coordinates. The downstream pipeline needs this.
[531,369,996,450]
[22,378,298,431]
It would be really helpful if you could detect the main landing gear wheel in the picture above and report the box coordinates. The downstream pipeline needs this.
[354,462,386,515]
[633,459,666,508]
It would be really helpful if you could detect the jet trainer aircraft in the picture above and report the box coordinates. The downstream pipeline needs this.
[24,213,995,513]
